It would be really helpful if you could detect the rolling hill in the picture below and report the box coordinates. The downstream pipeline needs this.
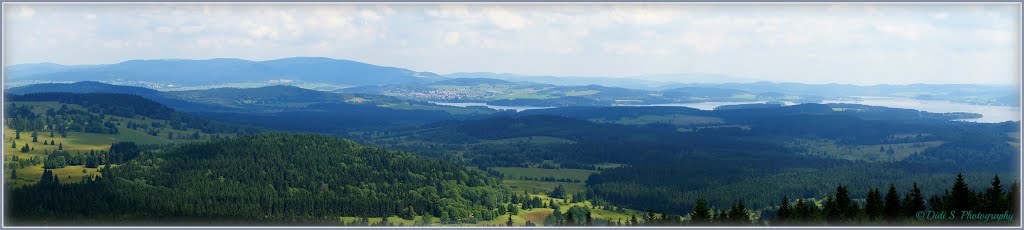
[5,57,445,87]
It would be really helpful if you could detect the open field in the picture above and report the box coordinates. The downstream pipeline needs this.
[784,138,943,162]
[492,167,598,195]
[479,136,576,145]
[3,101,231,186]
[594,115,723,126]
[492,167,597,182]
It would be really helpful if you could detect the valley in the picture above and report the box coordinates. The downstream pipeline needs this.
[2,76,1020,227]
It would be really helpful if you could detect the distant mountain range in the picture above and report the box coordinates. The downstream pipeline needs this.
[443,72,756,90]
[5,57,1018,107]
[5,57,444,87]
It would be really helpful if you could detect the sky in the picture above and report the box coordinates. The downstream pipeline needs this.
[2,3,1021,86]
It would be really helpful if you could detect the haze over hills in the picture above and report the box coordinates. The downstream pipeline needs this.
[5,57,443,87]
[5,57,1020,108]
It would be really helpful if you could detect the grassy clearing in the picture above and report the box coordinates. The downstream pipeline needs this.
[4,102,230,186]
[784,138,943,162]
[677,124,751,132]
[479,136,576,145]
[596,115,722,126]
[493,167,597,194]
[504,179,587,195]
[492,167,596,182]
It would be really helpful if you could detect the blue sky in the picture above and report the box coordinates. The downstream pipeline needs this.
[2,3,1020,85]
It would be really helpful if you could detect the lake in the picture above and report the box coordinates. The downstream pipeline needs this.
[821,97,1020,123]
[616,101,772,110]
[617,97,1019,123]
[432,97,1020,123]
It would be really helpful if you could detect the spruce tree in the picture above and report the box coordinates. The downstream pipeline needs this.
[906,182,926,215]
[983,175,1004,213]
[15,130,20,139]
[776,195,791,225]
[585,210,593,226]
[865,188,883,222]
[565,209,575,226]
[11,140,16,149]
[884,184,902,223]
[1008,181,1019,218]
[691,197,711,225]
[10,168,16,180]
[950,173,973,211]
[506,213,514,226]
[727,200,749,225]
[793,199,809,224]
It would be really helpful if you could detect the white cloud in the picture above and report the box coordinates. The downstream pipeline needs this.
[678,33,742,54]
[2,3,1019,85]
[443,31,462,45]
[484,7,528,30]
[17,6,35,18]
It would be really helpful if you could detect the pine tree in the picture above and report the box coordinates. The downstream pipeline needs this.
[691,197,711,225]
[1008,182,1019,220]
[630,214,638,226]
[793,198,810,224]
[58,142,63,150]
[905,182,926,215]
[950,173,973,211]
[884,184,902,223]
[31,132,38,142]
[15,130,21,139]
[505,213,514,226]
[21,143,29,153]
[11,140,16,149]
[983,175,1004,213]
[49,131,54,137]
[776,195,791,225]
[865,188,883,222]
[549,184,566,199]
[727,200,749,225]
[10,168,16,180]
[585,210,593,226]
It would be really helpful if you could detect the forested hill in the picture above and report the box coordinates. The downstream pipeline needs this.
[5,93,260,135]
[5,81,225,112]
[8,133,512,225]
[8,93,176,120]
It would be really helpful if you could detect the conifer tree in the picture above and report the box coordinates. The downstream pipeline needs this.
[950,173,973,211]
[983,175,1004,213]
[884,184,902,223]
[776,195,791,225]
[691,197,711,225]
[865,188,883,222]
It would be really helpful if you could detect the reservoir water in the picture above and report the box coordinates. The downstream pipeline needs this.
[431,97,1021,123]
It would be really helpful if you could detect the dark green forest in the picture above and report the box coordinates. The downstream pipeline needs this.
[7,133,511,225]
[3,87,1021,226]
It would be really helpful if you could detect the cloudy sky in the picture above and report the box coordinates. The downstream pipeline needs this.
[3,3,1020,85]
